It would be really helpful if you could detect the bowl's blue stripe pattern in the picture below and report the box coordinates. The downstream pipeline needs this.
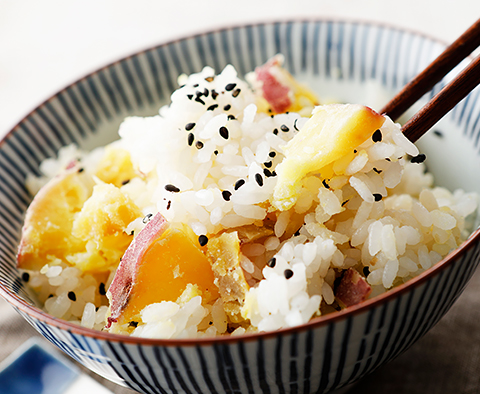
[11,240,480,394]
[1,20,480,394]
[21,240,479,394]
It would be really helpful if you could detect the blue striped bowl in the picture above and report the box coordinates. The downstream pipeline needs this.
[1,19,479,394]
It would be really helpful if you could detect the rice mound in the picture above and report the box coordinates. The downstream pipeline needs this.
[21,62,479,338]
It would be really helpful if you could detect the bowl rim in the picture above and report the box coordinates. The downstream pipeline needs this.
[1,16,479,346]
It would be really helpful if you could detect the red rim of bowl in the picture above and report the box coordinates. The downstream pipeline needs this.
[0,17,478,347]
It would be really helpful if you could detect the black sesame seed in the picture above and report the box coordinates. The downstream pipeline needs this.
[195,90,203,98]
[372,129,382,142]
[433,130,444,138]
[187,94,193,100]
[234,179,245,190]
[68,291,77,301]
[273,128,279,135]
[121,179,130,185]
[272,171,277,177]
[411,153,426,163]
[187,133,195,146]
[165,184,180,193]
[232,88,241,97]
[167,200,171,210]
[223,104,231,111]
[205,76,214,82]
[203,88,209,97]
[264,161,273,168]
[270,115,274,118]
[264,168,273,177]
[227,115,236,121]
[269,151,276,158]
[284,269,294,279]
[294,118,299,131]
[255,173,264,187]
[225,83,236,91]
[363,266,370,277]
[185,122,196,131]
[195,141,204,149]
[373,193,383,202]
[129,230,134,236]
[341,199,349,207]
[211,89,218,99]
[48,294,54,299]
[214,150,219,155]
[198,235,209,247]
[193,84,199,88]
[207,104,218,111]
[280,124,289,132]
[267,257,276,268]
[322,179,330,189]
[129,321,138,328]
[219,126,229,139]
[143,213,153,223]
[195,96,205,105]
[373,167,382,174]
[222,190,232,201]
[22,272,30,282]
[385,158,391,162]
[354,149,357,154]
[78,167,84,173]
[99,282,106,295]
[294,228,301,236]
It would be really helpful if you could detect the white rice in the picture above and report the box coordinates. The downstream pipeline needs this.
[20,62,479,338]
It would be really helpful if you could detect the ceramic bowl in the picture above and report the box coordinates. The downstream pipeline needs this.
[0,19,479,394]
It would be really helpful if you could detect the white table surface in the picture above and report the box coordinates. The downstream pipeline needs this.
[1,1,480,393]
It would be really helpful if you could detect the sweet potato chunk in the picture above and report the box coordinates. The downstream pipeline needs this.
[107,213,218,329]
[206,232,250,322]
[336,268,372,308]
[17,166,91,271]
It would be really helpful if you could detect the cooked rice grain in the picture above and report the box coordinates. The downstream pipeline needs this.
[20,63,479,338]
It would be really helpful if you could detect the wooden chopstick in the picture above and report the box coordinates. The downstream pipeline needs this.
[380,18,480,121]
[401,52,480,142]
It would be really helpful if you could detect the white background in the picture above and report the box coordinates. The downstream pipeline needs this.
[1,0,480,138]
